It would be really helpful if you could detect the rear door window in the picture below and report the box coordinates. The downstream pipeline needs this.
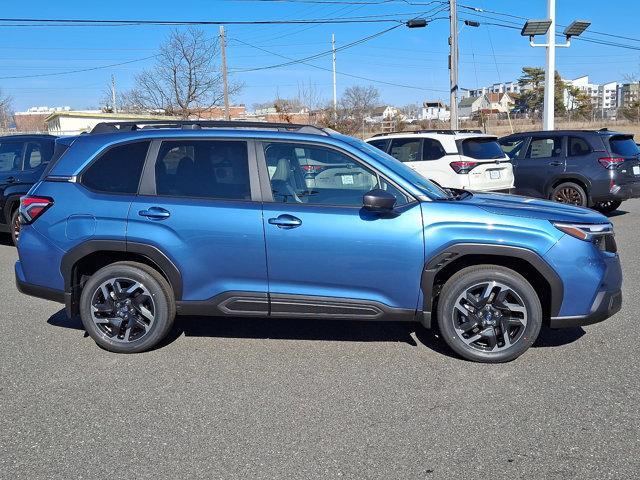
[422,138,446,160]
[367,139,389,152]
[609,136,640,157]
[389,138,422,162]
[155,140,251,200]
[460,138,505,160]
[0,141,24,172]
[526,137,563,159]
[82,141,150,194]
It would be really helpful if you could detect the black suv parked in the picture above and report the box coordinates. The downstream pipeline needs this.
[499,129,640,213]
[0,134,56,243]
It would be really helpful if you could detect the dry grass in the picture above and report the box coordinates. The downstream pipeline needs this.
[464,119,640,138]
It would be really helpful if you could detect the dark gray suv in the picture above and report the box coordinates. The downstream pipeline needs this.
[499,129,640,213]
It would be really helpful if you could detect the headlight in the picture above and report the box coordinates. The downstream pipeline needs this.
[553,222,617,253]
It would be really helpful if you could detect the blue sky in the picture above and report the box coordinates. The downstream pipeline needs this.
[2,0,639,111]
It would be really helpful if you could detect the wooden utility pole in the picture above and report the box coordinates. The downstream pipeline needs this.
[220,25,230,120]
[449,0,459,129]
[111,75,117,113]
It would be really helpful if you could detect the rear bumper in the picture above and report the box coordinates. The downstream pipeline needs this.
[609,182,640,201]
[550,288,622,328]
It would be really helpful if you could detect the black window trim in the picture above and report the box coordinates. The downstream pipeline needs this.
[78,139,152,196]
[255,138,417,209]
[138,137,261,203]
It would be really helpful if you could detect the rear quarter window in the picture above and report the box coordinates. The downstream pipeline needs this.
[367,139,389,152]
[81,141,150,194]
[460,138,505,160]
[609,136,640,157]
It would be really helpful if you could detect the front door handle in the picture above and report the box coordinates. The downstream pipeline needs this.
[268,214,302,229]
[549,161,563,166]
[6,176,16,183]
[138,207,170,219]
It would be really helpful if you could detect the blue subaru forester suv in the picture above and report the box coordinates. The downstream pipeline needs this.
[15,121,622,362]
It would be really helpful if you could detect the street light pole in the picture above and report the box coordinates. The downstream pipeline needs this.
[542,0,556,130]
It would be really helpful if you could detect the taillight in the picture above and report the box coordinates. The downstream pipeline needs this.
[301,165,325,174]
[598,157,624,169]
[19,196,53,224]
[450,161,478,174]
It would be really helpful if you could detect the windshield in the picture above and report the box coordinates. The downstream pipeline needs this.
[609,136,640,157]
[461,138,506,160]
[342,136,450,199]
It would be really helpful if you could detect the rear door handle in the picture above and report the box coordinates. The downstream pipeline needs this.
[549,161,563,166]
[268,214,302,229]
[138,207,170,219]
[6,176,16,183]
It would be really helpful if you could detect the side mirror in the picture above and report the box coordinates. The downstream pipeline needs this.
[363,189,396,212]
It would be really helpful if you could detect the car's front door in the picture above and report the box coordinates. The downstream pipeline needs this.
[128,138,268,311]
[512,135,566,197]
[259,140,425,319]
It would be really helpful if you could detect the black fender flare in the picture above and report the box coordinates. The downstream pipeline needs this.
[545,173,593,199]
[3,194,23,224]
[420,243,563,327]
[61,240,183,299]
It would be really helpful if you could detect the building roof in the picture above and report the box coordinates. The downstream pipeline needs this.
[44,111,180,123]
[458,96,480,108]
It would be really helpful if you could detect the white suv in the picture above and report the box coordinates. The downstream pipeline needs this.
[366,130,514,192]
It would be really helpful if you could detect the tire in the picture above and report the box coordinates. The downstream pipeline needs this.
[593,200,622,214]
[79,261,176,353]
[10,208,20,246]
[550,182,588,207]
[437,265,542,363]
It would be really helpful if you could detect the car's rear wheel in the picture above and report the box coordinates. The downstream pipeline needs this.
[437,265,542,363]
[79,261,175,353]
[10,209,20,246]
[551,182,588,207]
[593,200,622,214]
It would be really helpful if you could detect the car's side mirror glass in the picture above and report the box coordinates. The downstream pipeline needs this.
[363,188,396,212]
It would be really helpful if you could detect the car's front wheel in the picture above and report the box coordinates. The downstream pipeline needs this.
[437,265,542,363]
[79,261,176,353]
[593,200,622,214]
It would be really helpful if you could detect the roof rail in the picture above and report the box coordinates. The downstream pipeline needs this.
[371,129,483,137]
[89,120,330,136]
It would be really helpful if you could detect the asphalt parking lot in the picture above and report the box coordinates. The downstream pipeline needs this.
[1,201,639,480]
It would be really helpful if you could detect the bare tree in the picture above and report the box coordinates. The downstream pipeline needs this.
[0,88,13,131]
[340,85,380,124]
[296,81,325,111]
[124,28,241,118]
[319,85,380,135]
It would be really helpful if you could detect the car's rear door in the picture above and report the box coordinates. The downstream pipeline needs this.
[128,138,268,311]
[258,140,424,318]
[0,139,25,189]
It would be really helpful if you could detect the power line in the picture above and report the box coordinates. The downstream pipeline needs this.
[0,55,157,80]
[0,15,414,26]
[230,36,449,92]
[231,24,402,72]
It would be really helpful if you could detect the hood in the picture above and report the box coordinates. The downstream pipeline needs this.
[460,192,609,224]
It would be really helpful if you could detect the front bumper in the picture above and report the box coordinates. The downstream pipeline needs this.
[550,288,622,328]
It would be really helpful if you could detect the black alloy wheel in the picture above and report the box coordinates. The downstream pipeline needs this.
[437,265,542,363]
[79,262,175,353]
[10,209,20,245]
[594,200,622,214]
